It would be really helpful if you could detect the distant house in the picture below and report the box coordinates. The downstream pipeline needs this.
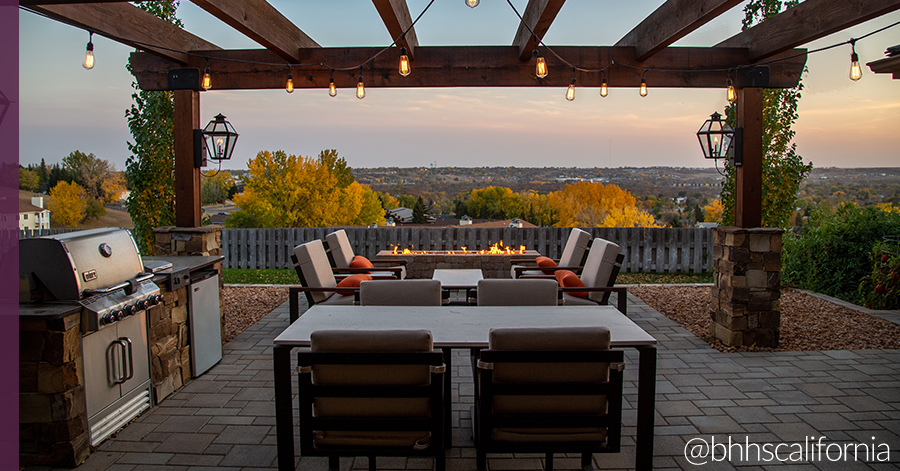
[385,207,435,224]
[19,192,50,230]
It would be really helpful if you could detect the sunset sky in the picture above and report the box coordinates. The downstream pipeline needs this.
[17,1,900,172]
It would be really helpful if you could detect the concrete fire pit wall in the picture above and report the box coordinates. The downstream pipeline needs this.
[711,227,783,347]
[376,250,542,279]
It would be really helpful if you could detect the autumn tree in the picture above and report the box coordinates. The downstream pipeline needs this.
[318,149,354,187]
[703,199,724,223]
[62,150,115,200]
[49,181,87,228]
[720,0,812,228]
[461,186,525,219]
[376,191,400,210]
[100,172,127,204]
[549,182,659,228]
[19,167,40,191]
[201,171,235,206]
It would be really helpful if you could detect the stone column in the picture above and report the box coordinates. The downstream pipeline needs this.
[152,225,223,257]
[711,227,783,347]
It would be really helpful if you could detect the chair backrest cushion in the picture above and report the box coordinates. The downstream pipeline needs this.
[311,329,434,419]
[477,279,558,306]
[325,229,354,268]
[360,279,442,306]
[558,228,591,267]
[293,239,337,304]
[580,238,621,303]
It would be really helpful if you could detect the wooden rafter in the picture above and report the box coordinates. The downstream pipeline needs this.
[27,2,220,64]
[189,0,318,63]
[616,0,742,62]
[372,0,419,58]
[868,56,900,78]
[20,0,130,4]
[716,0,900,62]
[130,46,807,91]
[512,0,567,61]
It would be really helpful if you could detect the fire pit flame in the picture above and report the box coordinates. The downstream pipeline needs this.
[391,241,526,255]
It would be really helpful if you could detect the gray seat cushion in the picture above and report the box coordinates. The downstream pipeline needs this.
[477,279,558,306]
[360,279,442,306]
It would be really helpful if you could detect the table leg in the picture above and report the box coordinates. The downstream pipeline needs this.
[636,346,657,471]
[441,347,453,448]
[274,345,295,471]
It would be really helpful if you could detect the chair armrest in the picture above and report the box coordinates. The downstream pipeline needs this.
[509,257,559,264]
[333,267,402,278]
[558,286,628,315]
[288,285,360,322]
[371,258,409,266]
[512,265,583,277]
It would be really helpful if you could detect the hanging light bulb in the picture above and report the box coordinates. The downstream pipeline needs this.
[466,0,479,8]
[533,49,548,79]
[726,79,736,103]
[329,76,337,97]
[849,40,862,81]
[285,70,294,93]
[639,75,648,97]
[202,66,212,90]
[566,77,576,101]
[82,32,95,70]
[356,74,366,99]
[600,77,608,97]
[399,47,411,77]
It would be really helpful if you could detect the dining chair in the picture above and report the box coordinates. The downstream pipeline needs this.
[296,329,446,471]
[473,326,624,471]
[325,229,407,279]
[556,238,628,313]
[476,279,559,306]
[359,279,442,306]
[510,227,592,278]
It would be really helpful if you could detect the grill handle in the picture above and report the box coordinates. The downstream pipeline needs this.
[84,273,154,296]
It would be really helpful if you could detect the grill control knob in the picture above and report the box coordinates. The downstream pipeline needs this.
[148,294,163,305]
[136,299,149,311]
[122,305,136,317]
[101,312,116,325]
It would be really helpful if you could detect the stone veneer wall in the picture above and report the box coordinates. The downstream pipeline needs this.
[19,311,89,467]
[375,250,542,279]
[711,227,783,347]
[150,225,224,403]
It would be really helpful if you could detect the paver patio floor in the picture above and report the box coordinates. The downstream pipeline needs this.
[26,292,900,470]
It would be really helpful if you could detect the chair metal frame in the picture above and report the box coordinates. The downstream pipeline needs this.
[296,350,447,471]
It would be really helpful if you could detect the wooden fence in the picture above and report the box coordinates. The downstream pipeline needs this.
[220,227,714,273]
[19,227,715,273]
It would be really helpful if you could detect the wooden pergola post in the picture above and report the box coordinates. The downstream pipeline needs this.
[734,87,763,228]
[174,89,201,227]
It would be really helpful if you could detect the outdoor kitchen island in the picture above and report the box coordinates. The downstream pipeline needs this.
[19,247,224,468]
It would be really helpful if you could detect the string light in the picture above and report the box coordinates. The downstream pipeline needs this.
[82,32,94,70]
[399,47,411,77]
[533,49,548,79]
[285,68,294,93]
[202,66,212,90]
[329,75,337,97]
[466,0,479,8]
[726,78,736,102]
[639,71,648,97]
[849,39,862,81]
[566,77,576,101]
[356,74,366,99]
[600,76,608,97]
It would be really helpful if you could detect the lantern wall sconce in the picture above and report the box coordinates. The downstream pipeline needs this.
[194,114,239,168]
[697,111,742,166]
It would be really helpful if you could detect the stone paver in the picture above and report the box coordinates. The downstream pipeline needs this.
[26,291,900,471]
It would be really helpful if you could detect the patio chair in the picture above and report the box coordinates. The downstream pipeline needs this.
[476,279,559,306]
[325,229,407,279]
[297,329,446,471]
[556,238,628,314]
[473,326,624,471]
[359,279,442,306]
[510,228,591,278]
[290,239,360,322]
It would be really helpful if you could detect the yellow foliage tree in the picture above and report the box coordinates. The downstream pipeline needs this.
[549,182,659,228]
[703,199,724,223]
[49,181,87,228]
[231,150,384,228]
[100,171,127,203]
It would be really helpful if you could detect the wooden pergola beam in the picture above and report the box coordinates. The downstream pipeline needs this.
[868,56,900,79]
[512,0,567,61]
[189,0,318,63]
[372,0,419,58]
[27,2,220,64]
[616,0,742,62]
[130,46,806,91]
[716,0,900,62]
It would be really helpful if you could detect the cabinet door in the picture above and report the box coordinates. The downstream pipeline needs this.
[82,326,121,418]
[116,311,151,396]
[189,274,222,376]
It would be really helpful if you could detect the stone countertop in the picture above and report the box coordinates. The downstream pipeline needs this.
[143,255,224,274]
[19,302,82,319]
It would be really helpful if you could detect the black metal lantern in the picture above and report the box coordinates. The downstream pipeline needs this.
[696,112,735,161]
[202,114,238,161]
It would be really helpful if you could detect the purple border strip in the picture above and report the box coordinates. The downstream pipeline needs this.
[0,0,18,467]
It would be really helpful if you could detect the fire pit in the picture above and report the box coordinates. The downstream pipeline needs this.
[376,242,541,279]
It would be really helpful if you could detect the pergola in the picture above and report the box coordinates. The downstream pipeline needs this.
[20,0,899,228]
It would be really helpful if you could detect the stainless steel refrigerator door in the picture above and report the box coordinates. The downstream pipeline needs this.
[189,274,222,376]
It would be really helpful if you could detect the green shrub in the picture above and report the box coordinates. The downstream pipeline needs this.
[782,203,900,304]
[859,240,900,309]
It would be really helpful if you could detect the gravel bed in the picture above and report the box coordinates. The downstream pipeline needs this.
[222,285,289,343]
[629,285,900,352]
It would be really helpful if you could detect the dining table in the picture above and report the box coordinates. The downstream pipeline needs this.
[273,304,658,471]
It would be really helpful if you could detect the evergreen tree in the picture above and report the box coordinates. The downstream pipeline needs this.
[412,196,429,223]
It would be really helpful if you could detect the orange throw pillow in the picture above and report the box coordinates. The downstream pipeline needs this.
[335,274,372,295]
[555,270,587,298]
[535,256,558,275]
[349,255,375,273]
